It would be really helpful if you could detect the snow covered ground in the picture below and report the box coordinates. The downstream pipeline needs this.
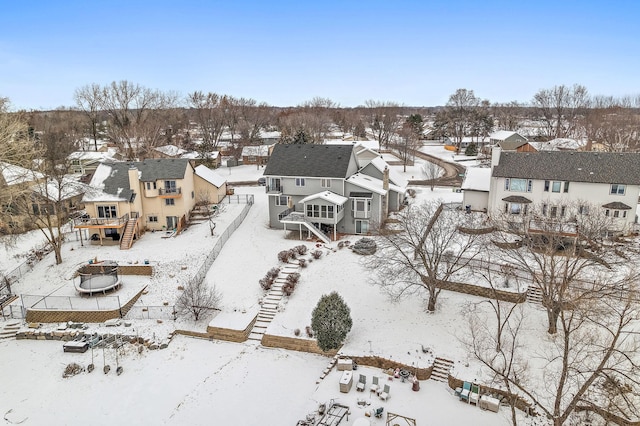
[0,154,547,425]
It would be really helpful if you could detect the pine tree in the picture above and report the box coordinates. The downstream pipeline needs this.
[311,292,353,352]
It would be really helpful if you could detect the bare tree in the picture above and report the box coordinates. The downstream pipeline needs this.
[490,201,628,335]
[363,100,403,148]
[393,120,420,172]
[422,161,441,191]
[74,83,103,150]
[175,280,222,321]
[466,270,640,426]
[492,101,525,132]
[531,84,589,140]
[433,89,492,154]
[366,200,484,312]
[100,80,177,159]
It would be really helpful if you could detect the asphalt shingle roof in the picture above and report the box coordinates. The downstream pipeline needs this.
[263,144,354,178]
[492,151,640,185]
[100,159,190,199]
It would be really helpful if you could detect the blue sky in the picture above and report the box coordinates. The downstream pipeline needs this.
[1,0,638,110]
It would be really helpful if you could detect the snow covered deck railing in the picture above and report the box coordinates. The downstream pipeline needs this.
[74,213,130,228]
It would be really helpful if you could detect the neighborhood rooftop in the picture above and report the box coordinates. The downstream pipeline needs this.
[264,144,355,178]
[492,151,640,184]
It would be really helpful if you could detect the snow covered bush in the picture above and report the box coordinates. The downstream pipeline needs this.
[311,291,352,351]
[311,249,323,259]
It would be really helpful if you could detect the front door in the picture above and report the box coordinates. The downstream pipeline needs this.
[166,216,178,229]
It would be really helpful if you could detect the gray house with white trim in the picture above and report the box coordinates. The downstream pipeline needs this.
[263,144,406,242]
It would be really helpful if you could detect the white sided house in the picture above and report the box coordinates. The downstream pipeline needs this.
[263,144,406,242]
[488,148,640,235]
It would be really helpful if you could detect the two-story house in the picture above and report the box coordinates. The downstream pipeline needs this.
[263,144,406,242]
[487,148,640,235]
[78,159,226,249]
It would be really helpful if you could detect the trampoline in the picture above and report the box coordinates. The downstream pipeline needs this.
[75,265,122,295]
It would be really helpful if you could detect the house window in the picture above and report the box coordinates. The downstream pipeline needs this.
[295,178,305,187]
[355,220,369,234]
[614,210,620,218]
[165,180,177,193]
[563,182,570,193]
[552,182,561,193]
[550,206,558,217]
[353,199,371,213]
[610,184,626,195]
[605,209,610,217]
[191,191,195,199]
[578,205,589,215]
[623,211,627,218]
[321,179,331,188]
[146,182,151,190]
[544,180,550,192]
[560,206,566,217]
[509,203,523,215]
[542,204,548,216]
[506,178,530,192]
[276,196,289,206]
[165,199,175,206]
[97,205,117,218]
[148,215,158,223]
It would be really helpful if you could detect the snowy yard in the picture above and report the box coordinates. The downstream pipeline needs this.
[0,159,552,425]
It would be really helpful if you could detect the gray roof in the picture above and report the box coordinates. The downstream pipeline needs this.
[502,195,532,203]
[602,201,632,210]
[101,159,190,199]
[263,144,354,178]
[492,152,640,185]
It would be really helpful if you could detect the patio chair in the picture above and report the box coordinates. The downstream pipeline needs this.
[469,384,480,405]
[356,374,366,392]
[459,381,472,402]
[379,384,391,401]
[374,406,384,418]
[370,376,380,394]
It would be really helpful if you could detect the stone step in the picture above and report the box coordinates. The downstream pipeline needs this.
[248,332,264,340]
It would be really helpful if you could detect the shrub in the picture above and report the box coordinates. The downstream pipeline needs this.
[305,325,314,338]
[298,258,307,268]
[259,277,272,291]
[259,267,281,291]
[282,281,296,296]
[294,328,301,336]
[295,245,308,255]
[338,241,345,249]
[266,267,280,280]
[278,250,291,263]
[288,248,297,260]
[311,249,323,259]
[286,272,300,286]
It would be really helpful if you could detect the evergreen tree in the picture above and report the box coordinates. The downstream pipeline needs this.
[311,292,352,352]
[465,142,478,156]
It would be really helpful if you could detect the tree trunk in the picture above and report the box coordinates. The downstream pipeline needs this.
[547,304,560,334]
[54,246,62,265]
[427,291,437,312]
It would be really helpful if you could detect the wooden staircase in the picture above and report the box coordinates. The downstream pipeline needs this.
[526,286,544,305]
[430,357,454,382]
[119,216,139,250]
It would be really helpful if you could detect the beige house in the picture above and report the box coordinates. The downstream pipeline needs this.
[78,159,226,249]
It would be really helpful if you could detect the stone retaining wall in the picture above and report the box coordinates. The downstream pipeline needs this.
[261,333,338,356]
[206,315,257,343]
[437,280,526,304]
[77,264,153,276]
[351,355,433,381]
[25,287,146,323]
